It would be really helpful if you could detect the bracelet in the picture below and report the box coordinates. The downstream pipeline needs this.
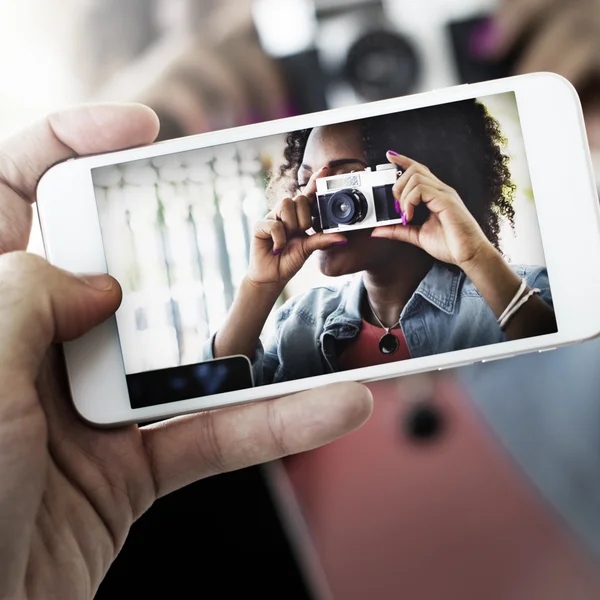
[499,288,541,331]
[497,279,527,324]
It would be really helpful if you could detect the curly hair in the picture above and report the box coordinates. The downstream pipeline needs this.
[275,99,515,249]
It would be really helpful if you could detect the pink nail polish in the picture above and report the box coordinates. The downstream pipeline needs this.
[333,240,348,245]
[401,211,407,227]
[387,150,399,157]
[394,199,401,214]
[273,248,282,256]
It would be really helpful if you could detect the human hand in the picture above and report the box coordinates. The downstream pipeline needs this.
[489,0,600,87]
[370,152,494,269]
[0,105,373,600]
[246,166,347,290]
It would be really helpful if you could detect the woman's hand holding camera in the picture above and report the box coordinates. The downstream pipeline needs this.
[373,152,556,339]
[371,152,495,271]
[246,166,346,290]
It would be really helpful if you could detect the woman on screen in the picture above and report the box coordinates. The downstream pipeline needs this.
[204,99,556,385]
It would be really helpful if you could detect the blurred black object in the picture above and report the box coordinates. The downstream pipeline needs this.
[278,50,330,116]
[252,0,420,113]
[96,467,312,600]
[126,356,254,409]
[342,29,420,102]
[448,15,524,84]
[403,401,445,442]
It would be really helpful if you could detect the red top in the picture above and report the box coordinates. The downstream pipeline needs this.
[338,319,411,370]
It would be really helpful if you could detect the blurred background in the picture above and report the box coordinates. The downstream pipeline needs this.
[5,0,600,598]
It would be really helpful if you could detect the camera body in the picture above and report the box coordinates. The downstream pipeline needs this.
[316,163,403,233]
[252,0,505,113]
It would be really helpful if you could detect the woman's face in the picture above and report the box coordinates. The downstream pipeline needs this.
[298,123,404,278]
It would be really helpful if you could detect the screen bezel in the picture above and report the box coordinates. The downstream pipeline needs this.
[36,73,600,425]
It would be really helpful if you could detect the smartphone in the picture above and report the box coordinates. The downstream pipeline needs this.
[36,73,600,426]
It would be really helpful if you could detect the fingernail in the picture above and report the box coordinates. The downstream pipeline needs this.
[333,240,348,245]
[387,150,399,157]
[273,248,282,256]
[401,211,407,227]
[79,273,114,291]
[394,199,401,214]
[469,18,502,58]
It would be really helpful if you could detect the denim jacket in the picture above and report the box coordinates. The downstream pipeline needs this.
[204,262,553,386]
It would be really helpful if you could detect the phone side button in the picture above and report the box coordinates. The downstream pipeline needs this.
[438,361,474,371]
[480,355,515,364]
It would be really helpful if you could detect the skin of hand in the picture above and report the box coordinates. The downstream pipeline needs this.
[371,152,494,269]
[491,0,600,87]
[372,152,557,339]
[0,104,373,600]
[485,0,600,190]
[246,166,347,291]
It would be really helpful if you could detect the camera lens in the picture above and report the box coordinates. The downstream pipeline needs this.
[327,189,368,226]
[343,30,420,101]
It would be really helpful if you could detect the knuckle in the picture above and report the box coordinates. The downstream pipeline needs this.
[279,197,294,211]
[0,146,35,201]
[405,165,421,178]
[254,219,269,233]
[295,195,310,213]
[0,202,31,254]
[265,401,291,457]
[194,413,228,475]
[0,250,49,281]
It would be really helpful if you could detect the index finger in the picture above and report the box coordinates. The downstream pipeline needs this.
[387,151,441,183]
[302,165,329,198]
[0,103,159,252]
[140,382,373,497]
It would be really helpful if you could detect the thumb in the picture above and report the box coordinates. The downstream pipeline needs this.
[302,232,347,255]
[0,252,121,377]
[371,224,420,247]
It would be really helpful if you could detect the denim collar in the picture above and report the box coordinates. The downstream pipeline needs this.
[323,262,464,338]
[323,275,364,339]
[413,262,464,316]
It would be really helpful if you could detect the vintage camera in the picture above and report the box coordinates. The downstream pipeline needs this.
[252,0,508,114]
[315,163,403,233]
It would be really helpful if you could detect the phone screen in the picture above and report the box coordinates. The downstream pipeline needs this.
[126,356,253,409]
[91,91,556,409]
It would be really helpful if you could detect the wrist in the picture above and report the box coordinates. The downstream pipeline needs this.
[458,240,500,277]
[243,276,285,302]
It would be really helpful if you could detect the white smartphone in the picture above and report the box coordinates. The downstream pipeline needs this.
[37,73,600,426]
